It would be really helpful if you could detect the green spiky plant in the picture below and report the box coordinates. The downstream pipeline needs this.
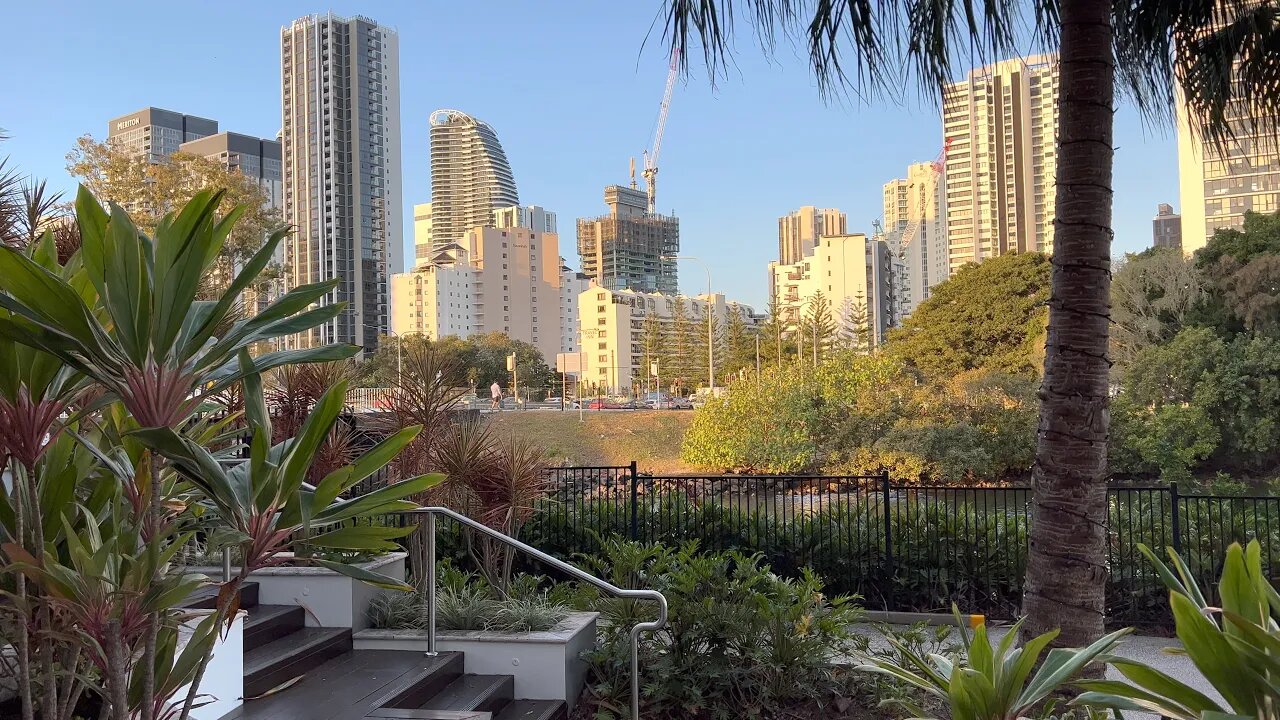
[0,188,426,720]
[855,606,1130,720]
[1075,540,1280,720]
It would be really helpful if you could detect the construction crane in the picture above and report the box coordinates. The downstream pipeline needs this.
[931,137,954,174]
[640,47,680,214]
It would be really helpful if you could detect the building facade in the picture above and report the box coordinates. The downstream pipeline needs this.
[414,203,433,264]
[560,262,591,355]
[577,285,757,392]
[883,162,948,315]
[179,132,283,210]
[576,185,679,294]
[495,205,556,234]
[943,54,1059,273]
[1177,87,1280,254]
[390,250,476,339]
[429,109,519,248]
[107,107,218,162]
[390,224,562,361]
[778,206,847,265]
[280,13,403,352]
[1152,203,1183,250]
[769,233,899,349]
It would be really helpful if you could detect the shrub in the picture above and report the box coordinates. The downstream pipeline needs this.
[571,540,865,720]
[681,366,823,473]
[369,564,569,632]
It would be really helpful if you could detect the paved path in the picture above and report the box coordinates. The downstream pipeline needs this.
[848,624,1219,720]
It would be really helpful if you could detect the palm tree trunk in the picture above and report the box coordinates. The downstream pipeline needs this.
[1021,0,1115,647]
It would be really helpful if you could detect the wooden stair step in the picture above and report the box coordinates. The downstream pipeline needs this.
[420,675,513,714]
[244,604,305,651]
[493,700,567,720]
[244,627,351,697]
[242,650,458,720]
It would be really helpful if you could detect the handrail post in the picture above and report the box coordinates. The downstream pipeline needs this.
[221,546,232,584]
[426,511,437,656]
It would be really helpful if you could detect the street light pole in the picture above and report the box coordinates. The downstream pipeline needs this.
[665,255,714,391]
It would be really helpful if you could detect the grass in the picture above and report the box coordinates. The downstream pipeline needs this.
[484,410,695,473]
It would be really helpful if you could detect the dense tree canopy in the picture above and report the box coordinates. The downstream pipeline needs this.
[887,252,1051,378]
[1111,248,1204,370]
[358,332,554,397]
[66,135,280,295]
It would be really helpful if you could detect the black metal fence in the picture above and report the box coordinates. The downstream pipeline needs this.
[515,466,1280,627]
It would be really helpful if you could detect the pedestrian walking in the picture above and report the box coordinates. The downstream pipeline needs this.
[490,381,502,410]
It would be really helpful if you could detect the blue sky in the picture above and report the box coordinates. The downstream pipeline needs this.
[3,1,1179,308]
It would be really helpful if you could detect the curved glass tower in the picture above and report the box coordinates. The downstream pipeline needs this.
[429,109,519,248]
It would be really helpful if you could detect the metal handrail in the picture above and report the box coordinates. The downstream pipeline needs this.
[402,507,668,719]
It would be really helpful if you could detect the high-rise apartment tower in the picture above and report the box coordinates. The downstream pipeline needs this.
[777,206,847,265]
[1177,84,1280,254]
[883,163,948,314]
[280,13,403,352]
[943,54,1059,273]
[576,185,679,294]
[1153,203,1183,250]
[429,109,519,248]
[107,107,218,162]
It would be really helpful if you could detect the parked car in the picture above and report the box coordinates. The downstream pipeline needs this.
[643,392,673,409]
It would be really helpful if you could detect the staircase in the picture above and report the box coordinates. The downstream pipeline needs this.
[186,582,567,720]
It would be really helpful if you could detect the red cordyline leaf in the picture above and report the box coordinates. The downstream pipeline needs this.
[120,359,201,429]
[0,387,70,469]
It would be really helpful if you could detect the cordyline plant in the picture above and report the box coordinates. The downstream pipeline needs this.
[1075,540,1280,720]
[0,188,422,720]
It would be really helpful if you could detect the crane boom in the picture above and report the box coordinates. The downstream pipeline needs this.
[642,47,679,214]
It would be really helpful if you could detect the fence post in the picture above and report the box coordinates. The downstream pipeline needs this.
[1169,482,1182,555]
[881,470,894,607]
[629,461,639,542]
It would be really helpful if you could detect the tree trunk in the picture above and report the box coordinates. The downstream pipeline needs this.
[1021,0,1115,648]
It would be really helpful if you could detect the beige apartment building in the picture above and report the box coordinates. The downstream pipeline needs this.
[778,206,847,265]
[883,162,948,314]
[769,233,899,349]
[1177,89,1280,254]
[943,54,1058,273]
[577,285,758,392]
[390,217,562,360]
[414,203,433,264]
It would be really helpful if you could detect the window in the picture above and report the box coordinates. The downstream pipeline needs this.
[597,318,607,325]
[598,354,609,363]
[598,342,607,350]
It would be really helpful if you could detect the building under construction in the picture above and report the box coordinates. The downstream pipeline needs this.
[576,184,679,295]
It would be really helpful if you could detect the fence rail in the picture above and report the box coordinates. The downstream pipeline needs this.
[514,466,1280,626]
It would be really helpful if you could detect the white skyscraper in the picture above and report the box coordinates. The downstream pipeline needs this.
[280,13,402,352]
[429,109,519,248]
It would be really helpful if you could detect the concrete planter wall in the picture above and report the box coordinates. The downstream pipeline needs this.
[179,610,244,720]
[185,552,406,631]
[352,612,598,708]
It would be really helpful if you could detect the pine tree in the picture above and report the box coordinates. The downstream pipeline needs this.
[838,292,873,353]
[670,296,695,389]
[641,311,665,393]
[798,291,837,364]
[721,310,756,382]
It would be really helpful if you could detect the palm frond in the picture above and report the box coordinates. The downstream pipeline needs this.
[658,0,1054,99]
